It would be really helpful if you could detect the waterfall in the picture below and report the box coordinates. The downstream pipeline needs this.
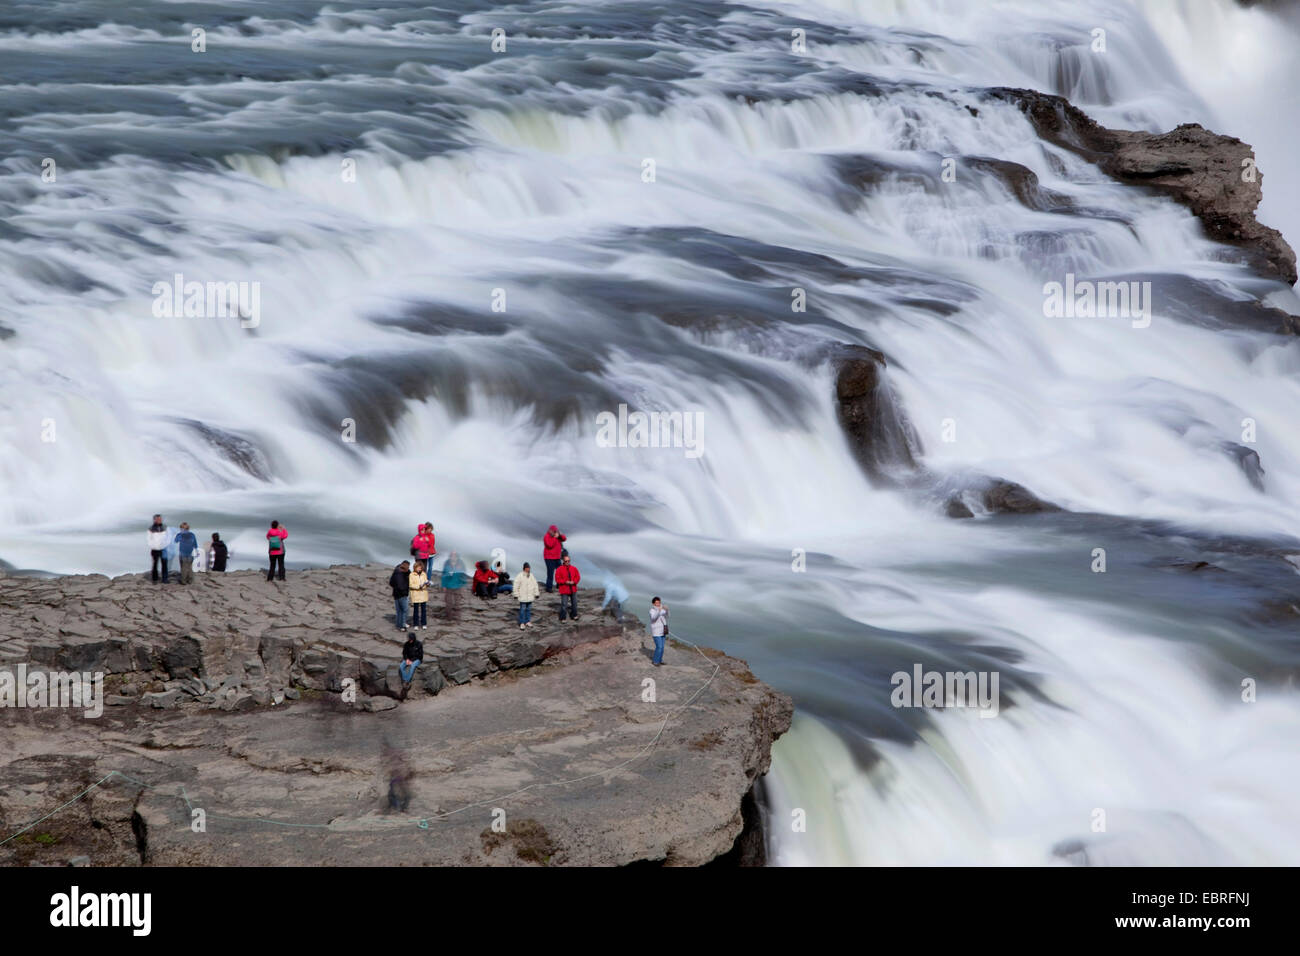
[1,0,1297,863]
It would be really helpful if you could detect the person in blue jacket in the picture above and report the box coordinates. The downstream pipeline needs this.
[161,522,180,582]
[441,552,468,622]
[173,522,200,585]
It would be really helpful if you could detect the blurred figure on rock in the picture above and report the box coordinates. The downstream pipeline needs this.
[441,552,468,622]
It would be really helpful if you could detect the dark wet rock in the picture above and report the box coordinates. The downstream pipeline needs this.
[831,344,923,485]
[1221,441,1266,491]
[172,418,272,481]
[945,496,975,519]
[964,156,1072,212]
[986,87,1297,285]
[372,303,511,337]
[1138,274,1299,335]
[981,479,1063,515]
[1168,560,1228,573]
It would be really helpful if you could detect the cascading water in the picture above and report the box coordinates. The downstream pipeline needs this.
[1,0,1297,864]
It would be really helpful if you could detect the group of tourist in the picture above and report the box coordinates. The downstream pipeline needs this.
[389,523,672,695]
[387,523,582,633]
[146,515,284,583]
[146,514,231,584]
[145,513,672,701]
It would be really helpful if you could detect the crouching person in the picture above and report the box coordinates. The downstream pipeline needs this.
[472,560,498,599]
[398,632,423,700]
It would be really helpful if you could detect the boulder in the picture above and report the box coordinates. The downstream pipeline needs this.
[981,479,1062,515]
[831,344,922,485]
[987,87,1296,286]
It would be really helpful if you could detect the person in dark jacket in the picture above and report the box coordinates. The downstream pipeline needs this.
[542,524,566,592]
[389,560,411,630]
[493,561,512,594]
[209,533,229,572]
[555,551,581,622]
[147,514,169,583]
[398,631,423,699]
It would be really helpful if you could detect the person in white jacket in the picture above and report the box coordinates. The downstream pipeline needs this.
[649,597,669,667]
[147,514,169,584]
[514,562,541,630]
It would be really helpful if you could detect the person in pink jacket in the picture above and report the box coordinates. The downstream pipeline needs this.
[266,520,287,582]
[410,523,436,564]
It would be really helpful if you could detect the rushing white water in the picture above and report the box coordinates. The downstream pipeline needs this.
[1,0,1298,864]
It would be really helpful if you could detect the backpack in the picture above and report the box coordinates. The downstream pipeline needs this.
[269,533,284,553]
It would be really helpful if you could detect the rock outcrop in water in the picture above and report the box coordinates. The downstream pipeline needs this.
[988,87,1297,286]
[831,346,1063,516]
[833,345,922,483]
[0,566,792,866]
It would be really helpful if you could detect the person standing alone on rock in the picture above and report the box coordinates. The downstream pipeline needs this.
[266,520,287,582]
[209,532,229,572]
[542,524,566,592]
[514,562,540,629]
[398,631,423,699]
[409,559,430,630]
[174,522,200,585]
[555,551,581,623]
[389,559,411,630]
[147,514,169,584]
[649,597,669,667]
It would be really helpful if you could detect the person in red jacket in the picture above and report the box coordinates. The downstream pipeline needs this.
[266,520,287,582]
[554,551,581,622]
[472,560,499,599]
[411,523,436,563]
[542,524,567,593]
